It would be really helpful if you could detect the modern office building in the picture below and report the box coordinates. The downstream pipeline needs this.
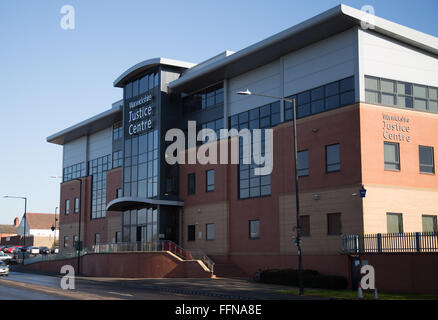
[47,4,438,276]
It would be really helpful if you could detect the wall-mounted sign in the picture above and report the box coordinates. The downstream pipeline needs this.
[126,94,155,136]
[382,113,411,142]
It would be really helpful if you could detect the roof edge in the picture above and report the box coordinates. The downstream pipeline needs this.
[113,57,196,88]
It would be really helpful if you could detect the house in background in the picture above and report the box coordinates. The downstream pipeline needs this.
[17,213,59,248]
[0,217,19,242]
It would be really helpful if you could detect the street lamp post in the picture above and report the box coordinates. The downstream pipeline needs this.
[236,89,304,295]
[3,196,27,265]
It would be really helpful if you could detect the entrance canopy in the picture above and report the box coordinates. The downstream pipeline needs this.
[107,197,184,211]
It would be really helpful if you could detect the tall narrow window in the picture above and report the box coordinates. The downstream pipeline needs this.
[326,144,340,172]
[384,142,400,170]
[188,173,196,195]
[387,213,403,233]
[64,236,69,248]
[297,150,309,177]
[95,234,101,245]
[419,145,435,173]
[422,215,437,232]
[206,224,215,240]
[188,225,196,241]
[300,215,311,237]
[249,220,260,239]
[74,197,79,213]
[327,213,342,235]
[65,199,70,215]
[206,169,215,192]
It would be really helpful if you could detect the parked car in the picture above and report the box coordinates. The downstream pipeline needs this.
[0,252,12,262]
[39,247,50,254]
[5,246,18,254]
[27,246,40,255]
[51,247,59,254]
[0,261,9,276]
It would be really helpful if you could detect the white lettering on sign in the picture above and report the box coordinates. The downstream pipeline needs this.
[126,94,154,136]
[382,113,411,142]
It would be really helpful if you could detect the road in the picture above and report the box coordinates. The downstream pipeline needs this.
[0,271,307,300]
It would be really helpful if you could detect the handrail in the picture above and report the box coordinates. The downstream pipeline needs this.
[342,232,438,254]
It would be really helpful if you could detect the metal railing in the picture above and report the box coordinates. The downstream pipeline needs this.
[188,249,215,274]
[23,251,83,265]
[342,232,438,254]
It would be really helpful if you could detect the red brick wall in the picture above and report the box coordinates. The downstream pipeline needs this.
[23,252,212,278]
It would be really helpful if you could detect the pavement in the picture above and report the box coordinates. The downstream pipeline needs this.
[0,269,312,300]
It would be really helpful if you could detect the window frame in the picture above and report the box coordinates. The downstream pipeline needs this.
[65,199,70,215]
[384,142,401,171]
[249,220,260,239]
[74,197,79,213]
[297,150,309,177]
[206,169,215,192]
[327,213,342,236]
[206,223,215,241]
[419,145,435,174]
[187,225,196,241]
[325,144,341,173]
[386,213,403,234]
[188,173,196,195]
[422,215,437,233]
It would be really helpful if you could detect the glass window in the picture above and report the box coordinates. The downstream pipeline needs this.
[325,82,339,96]
[206,169,215,192]
[422,215,437,232]
[140,75,148,93]
[297,150,309,177]
[384,142,400,171]
[311,87,324,101]
[419,146,434,173]
[429,87,438,100]
[365,77,379,91]
[327,213,341,235]
[340,91,355,106]
[381,93,396,106]
[380,79,395,93]
[311,100,324,114]
[413,84,427,99]
[300,215,310,237]
[149,74,154,90]
[188,173,195,195]
[340,76,355,92]
[325,95,340,110]
[132,80,139,97]
[249,220,260,239]
[95,233,100,245]
[64,236,69,248]
[188,225,196,241]
[397,82,412,95]
[65,199,70,215]
[326,144,340,172]
[74,198,79,213]
[125,82,132,99]
[365,91,380,104]
[414,98,427,110]
[206,224,215,240]
[297,91,310,105]
[387,213,403,233]
[397,95,413,109]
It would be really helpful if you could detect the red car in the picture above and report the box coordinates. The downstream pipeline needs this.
[5,246,19,254]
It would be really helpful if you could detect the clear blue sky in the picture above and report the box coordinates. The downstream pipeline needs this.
[0,0,437,224]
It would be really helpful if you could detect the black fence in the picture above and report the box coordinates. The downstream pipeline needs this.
[342,232,438,253]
